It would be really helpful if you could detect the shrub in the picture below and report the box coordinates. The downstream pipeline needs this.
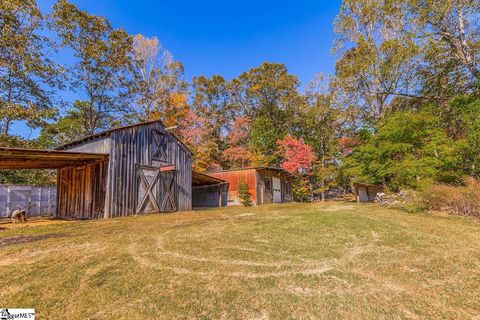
[403,198,428,213]
[293,176,311,202]
[237,178,253,207]
[422,178,480,217]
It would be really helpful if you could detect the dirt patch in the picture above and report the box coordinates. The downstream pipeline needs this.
[0,218,71,229]
[0,233,65,248]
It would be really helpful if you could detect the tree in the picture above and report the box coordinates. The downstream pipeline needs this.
[222,116,254,168]
[228,62,303,165]
[343,111,462,191]
[237,178,252,207]
[332,0,479,127]
[0,0,61,138]
[277,135,316,175]
[127,34,188,125]
[277,135,317,201]
[177,109,219,172]
[190,75,231,166]
[436,95,480,178]
[408,0,480,95]
[38,101,109,148]
[51,0,132,135]
[300,77,344,199]
[0,168,56,186]
[333,0,420,124]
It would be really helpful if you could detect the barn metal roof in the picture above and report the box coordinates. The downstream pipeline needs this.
[0,147,109,169]
[192,171,227,186]
[56,120,192,154]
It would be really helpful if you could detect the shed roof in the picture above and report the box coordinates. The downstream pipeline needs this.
[0,147,108,169]
[209,166,295,178]
[353,183,383,187]
[192,171,227,186]
[56,120,192,154]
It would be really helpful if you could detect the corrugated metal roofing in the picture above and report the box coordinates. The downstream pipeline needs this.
[192,171,227,186]
[208,166,295,177]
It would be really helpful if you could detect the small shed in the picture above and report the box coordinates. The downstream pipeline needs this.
[353,183,383,202]
[208,167,295,206]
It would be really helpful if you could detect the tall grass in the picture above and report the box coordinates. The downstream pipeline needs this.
[423,178,480,217]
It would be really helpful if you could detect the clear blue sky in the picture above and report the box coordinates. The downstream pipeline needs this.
[14,0,341,138]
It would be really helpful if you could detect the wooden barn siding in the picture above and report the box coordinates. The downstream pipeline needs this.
[107,122,192,218]
[208,169,257,205]
[281,178,293,202]
[258,169,293,203]
[56,160,107,219]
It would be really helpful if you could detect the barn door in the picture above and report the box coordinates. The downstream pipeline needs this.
[135,165,177,214]
[136,165,160,214]
[158,168,177,212]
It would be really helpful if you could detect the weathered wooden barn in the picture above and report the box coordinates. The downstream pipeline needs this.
[0,120,228,219]
[208,167,295,206]
[55,120,195,218]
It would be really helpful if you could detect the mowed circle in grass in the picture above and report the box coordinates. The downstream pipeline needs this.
[127,204,387,279]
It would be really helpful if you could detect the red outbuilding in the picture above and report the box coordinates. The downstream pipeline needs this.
[208,167,295,206]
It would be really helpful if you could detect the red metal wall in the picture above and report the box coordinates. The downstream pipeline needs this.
[208,169,257,205]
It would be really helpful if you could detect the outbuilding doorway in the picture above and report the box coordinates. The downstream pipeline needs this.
[272,176,281,203]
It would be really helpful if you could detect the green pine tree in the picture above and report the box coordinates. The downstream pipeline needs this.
[237,178,253,207]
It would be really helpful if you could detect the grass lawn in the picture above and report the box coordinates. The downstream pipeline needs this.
[0,202,479,319]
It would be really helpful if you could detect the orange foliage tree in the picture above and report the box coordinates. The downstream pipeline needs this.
[222,116,253,168]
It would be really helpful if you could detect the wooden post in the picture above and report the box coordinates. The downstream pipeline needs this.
[104,158,111,219]
[37,187,41,215]
[218,185,222,207]
[48,187,51,216]
[56,169,60,217]
[6,185,10,216]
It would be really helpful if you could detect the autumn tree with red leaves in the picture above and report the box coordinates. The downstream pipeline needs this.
[277,135,316,175]
[277,135,317,201]
[222,116,253,168]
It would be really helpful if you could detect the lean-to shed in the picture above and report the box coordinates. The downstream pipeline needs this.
[191,172,229,208]
[0,148,109,218]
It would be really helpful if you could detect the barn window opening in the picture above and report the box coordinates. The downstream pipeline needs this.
[152,129,169,163]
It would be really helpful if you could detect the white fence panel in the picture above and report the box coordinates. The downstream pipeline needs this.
[0,185,56,218]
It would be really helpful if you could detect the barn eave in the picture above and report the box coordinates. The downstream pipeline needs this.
[0,147,109,169]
